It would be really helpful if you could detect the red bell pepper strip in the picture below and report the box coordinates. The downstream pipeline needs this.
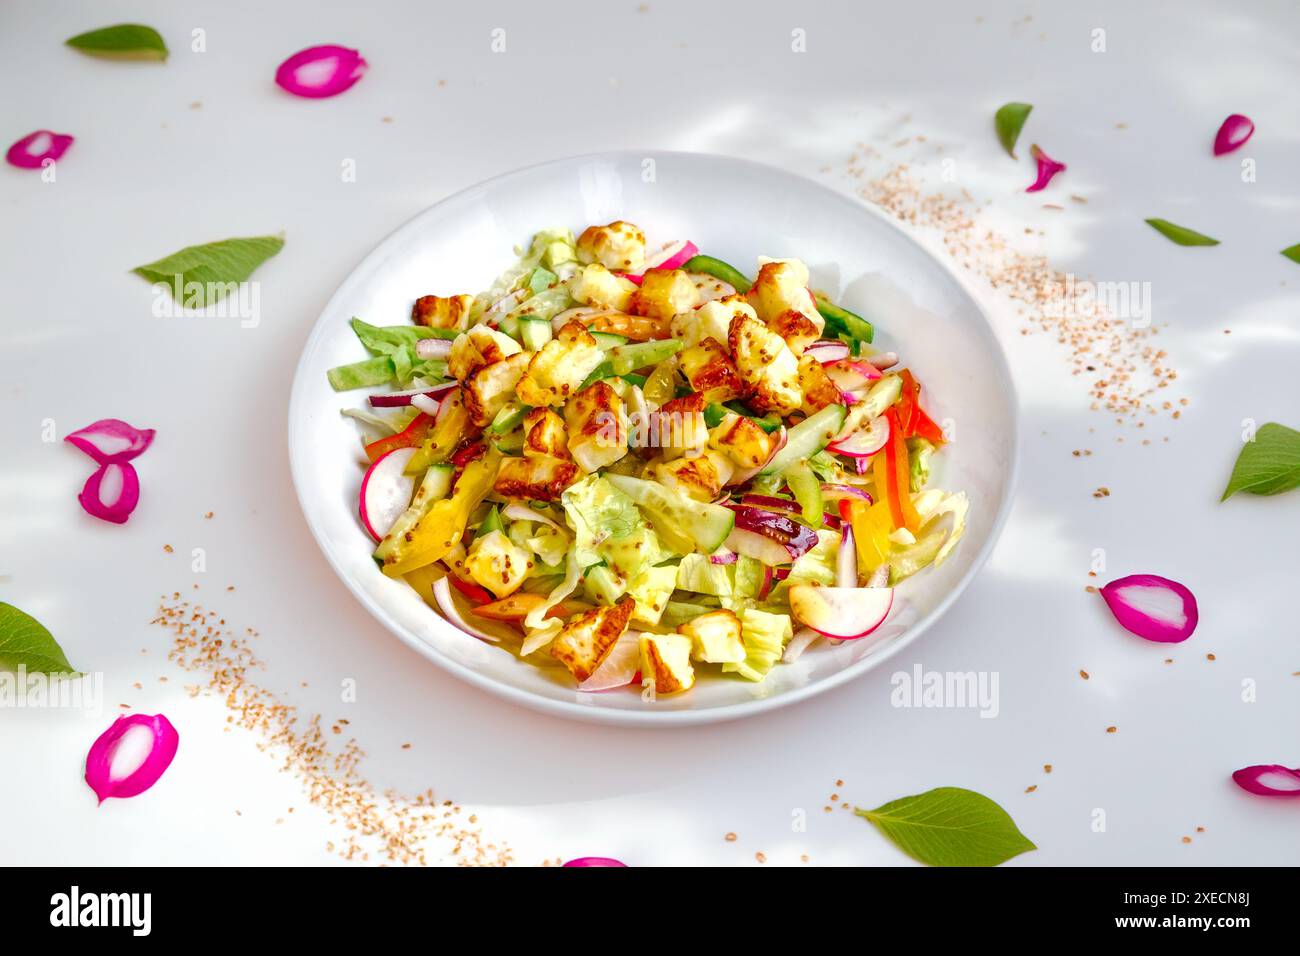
[895,370,946,445]
[364,412,435,462]
[874,408,919,532]
[450,441,487,469]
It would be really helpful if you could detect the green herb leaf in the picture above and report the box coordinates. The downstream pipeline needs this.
[133,235,284,307]
[1221,422,1300,501]
[1281,244,1300,265]
[994,103,1033,158]
[0,603,78,675]
[66,24,168,61]
[1145,218,1220,247]
[855,786,1036,867]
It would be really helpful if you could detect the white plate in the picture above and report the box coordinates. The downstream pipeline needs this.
[288,151,1019,726]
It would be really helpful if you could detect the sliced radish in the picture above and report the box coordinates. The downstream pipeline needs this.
[837,527,858,587]
[725,527,797,566]
[824,360,881,395]
[789,584,893,640]
[431,576,515,643]
[828,414,890,458]
[579,634,641,691]
[620,240,699,284]
[805,341,850,365]
[359,447,417,541]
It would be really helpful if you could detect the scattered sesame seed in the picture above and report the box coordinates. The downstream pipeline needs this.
[1106,726,1117,733]
[725,832,737,842]
[1080,670,1090,680]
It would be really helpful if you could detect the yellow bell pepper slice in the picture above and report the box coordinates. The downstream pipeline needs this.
[381,449,499,577]
[850,498,893,573]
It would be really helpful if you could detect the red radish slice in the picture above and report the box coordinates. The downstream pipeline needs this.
[867,352,899,370]
[783,626,822,663]
[275,45,368,98]
[805,341,850,365]
[579,634,641,691]
[358,447,417,541]
[1231,765,1300,797]
[431,576,515,643]
[1099,573,1198,643]
[368,384,455,408]
[789,584,893,639]
[6,130,74,169]
[414,338,453,360]
[78,462,140,524]
[562,857,627,867]
[727,426,787,487]
[620,240,700,284]
[64,418,155,463]
[1214,114,1254,156]
[824,362,873,395]
[84,713,179,804]
[837,527,858,587]
[854,457,871,475]
[828,414,890,458]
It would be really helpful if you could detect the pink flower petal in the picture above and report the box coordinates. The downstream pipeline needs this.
[1231,765,1300,797]
[78,461,141,524]
[85,713,179,803]
[6,130,74,169]
[64,418,156,464]
[1214,114,1254,156]
[1026,144,1066,193]
[1099,573,1198,643]
[562,857,628,867]
[275,45,367,98]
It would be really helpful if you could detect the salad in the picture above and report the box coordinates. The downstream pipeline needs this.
[328,222,967,698]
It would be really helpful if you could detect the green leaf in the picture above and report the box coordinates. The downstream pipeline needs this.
[134,235,284,307]
[994,102,1033,158]
[1281,244,1300,265]
[855,786,1036,867]
[1221,422,1300,501]
[0,603,78,675]
[1145,218,1220,247]
[66,24,168,61]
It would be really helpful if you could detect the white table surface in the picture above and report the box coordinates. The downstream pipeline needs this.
[3,0,1298,866]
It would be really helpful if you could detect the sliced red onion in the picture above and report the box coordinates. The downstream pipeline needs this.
[563,857,628,867]
[757,564,775,600]
[854,456,871,475]
[6,130,74,169]
[1026,144,1066,193]
[1099,573,1198,643]
[726,506,820,562]
[866,563,890,588]
[709,548,738,565]
[867,352,899,371]
[1231,765,1300,797]
[805,341,851,365]
[414,337,453,360]
[275,45,368,98]
[783,626,822,663]
[726,426,787,487]
[64,418,155,463]
[579,635,641,692]
[740,493,801,515]
[432,576,515,642]
[837,526,858,587]
[368,384,454,408]
[78,462,140,524]
[1213,114,1255,156]
[820,483,873,505]
[410,394,441,416]
[85,713,179,804]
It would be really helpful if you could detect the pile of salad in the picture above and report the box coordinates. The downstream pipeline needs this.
[328,222,967,697]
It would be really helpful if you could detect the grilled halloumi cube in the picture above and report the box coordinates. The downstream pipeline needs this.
[448,324,522,382]
[728,314,803,415]
[797,354,843,413]
[516,321,605,407]
[708,412,777,472]
[522,407,569,459]
[565,380,627,472]
[745,258,824,330]
[677,337,745,403]
[629,269,699,321]
[492,453,578,502]
[638,632,695,695]
[688,272,736,305]
[464,529,531,598]
[677,609,746,664]
[464,351,530,426]
[576,221,647,272]
[412,293,474,331]
[768,309,822,356]
[550,596,636,682]
[643,450,734,501]
[669,295,758,348]
[650,393,710,460]
[568,263,637,312]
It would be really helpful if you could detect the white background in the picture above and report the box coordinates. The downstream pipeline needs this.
[2,0,1298,866]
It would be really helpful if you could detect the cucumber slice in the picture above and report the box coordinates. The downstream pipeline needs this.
[476,505,503,539]
[489,401,530,434]
[604,474,735,554]
[682,254,753,294]
[527,267,557,295]
[761,404,847,475]
[590,331,629,349]
[518,318,552,351]
[579,339,683,390]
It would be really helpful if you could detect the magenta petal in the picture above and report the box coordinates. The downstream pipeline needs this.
[1099,573,1198,643]
[562,857,628,867]
[64,418,156,463]
[6,130,74,169]
[275,45,367,98]
[85,713,179,803]
[1231,765,1300,797]
[1025,144,1066,193]
[1214,114,1254,156]
[77,461,141,524]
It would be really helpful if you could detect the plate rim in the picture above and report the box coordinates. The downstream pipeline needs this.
[287,149,1021,727]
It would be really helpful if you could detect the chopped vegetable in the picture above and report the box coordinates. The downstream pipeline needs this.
[85,713,179,803]
[1099,574,1199,644]
[275,44,368,98]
